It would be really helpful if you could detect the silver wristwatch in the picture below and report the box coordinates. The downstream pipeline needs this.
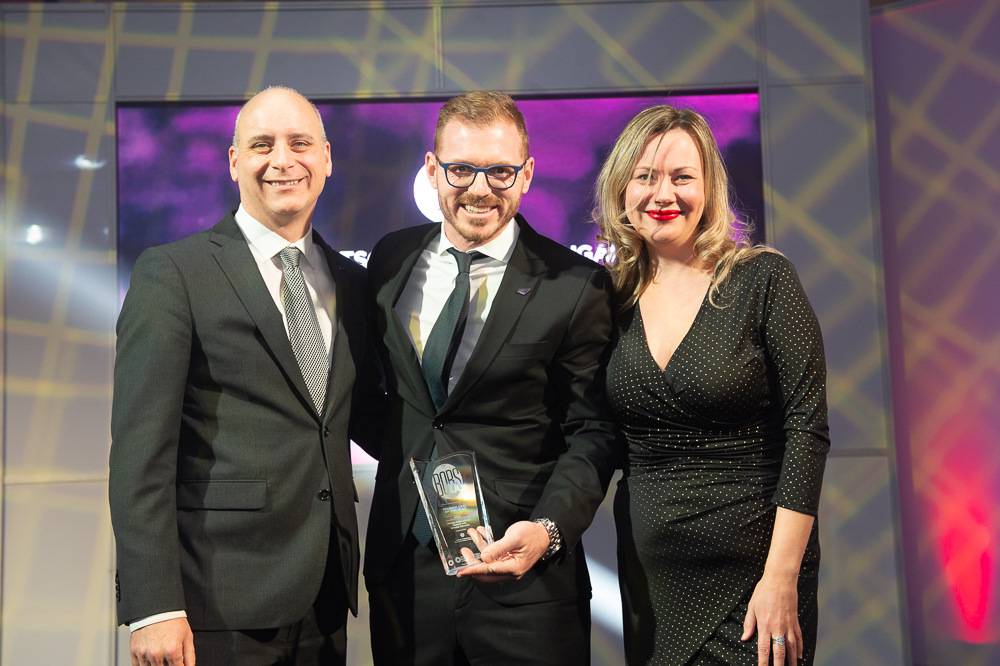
[533,517,563,561]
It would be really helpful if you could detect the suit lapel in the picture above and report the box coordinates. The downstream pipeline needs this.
[378,225,439,414]
[211,214,318,421]
[442,218,545,410]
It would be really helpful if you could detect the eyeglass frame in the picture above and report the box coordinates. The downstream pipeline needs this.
[433,155,530,191]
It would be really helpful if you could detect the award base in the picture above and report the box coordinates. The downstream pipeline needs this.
[410,451,494,575]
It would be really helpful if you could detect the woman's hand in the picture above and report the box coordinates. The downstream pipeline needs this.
[741,570,802,665]
[741,506,815,665]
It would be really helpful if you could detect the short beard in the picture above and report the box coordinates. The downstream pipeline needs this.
[443,192,520,247]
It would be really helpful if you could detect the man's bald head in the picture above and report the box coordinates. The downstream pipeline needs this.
[232,86,327,150]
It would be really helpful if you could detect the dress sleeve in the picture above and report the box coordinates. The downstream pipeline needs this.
[759,254,830,516]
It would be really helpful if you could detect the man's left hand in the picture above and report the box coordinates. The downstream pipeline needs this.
[456,520,550,582]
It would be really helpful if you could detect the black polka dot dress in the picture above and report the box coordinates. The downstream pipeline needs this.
[609,253,830,666]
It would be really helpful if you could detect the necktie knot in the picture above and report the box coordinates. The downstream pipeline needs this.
[279,246,302,270]
[446,247,484,275]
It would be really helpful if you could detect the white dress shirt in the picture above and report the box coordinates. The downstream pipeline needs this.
[394,220,519,393]
[234,205,336,359]
[131,205,336,632]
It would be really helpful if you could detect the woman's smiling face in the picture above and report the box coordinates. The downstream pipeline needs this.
[624,129,705,255]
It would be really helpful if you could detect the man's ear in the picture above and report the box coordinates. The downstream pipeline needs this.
[229,146,239,182]
[425,151,439,190]
[518,156,535,194]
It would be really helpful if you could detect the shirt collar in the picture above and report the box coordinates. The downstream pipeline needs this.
[234,204,318,268]
[433,217,520,263]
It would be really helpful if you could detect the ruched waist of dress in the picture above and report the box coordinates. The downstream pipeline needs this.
[622,455,781,481]
[617,463,781,526]
[624,434,784,472]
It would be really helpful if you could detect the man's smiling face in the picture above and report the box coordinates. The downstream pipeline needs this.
[229,88,332,234]
[425,119,533,252]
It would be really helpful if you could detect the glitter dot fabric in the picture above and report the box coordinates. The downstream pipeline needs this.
[609,253,830,666]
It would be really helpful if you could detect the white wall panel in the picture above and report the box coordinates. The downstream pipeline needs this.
[2,8,111,104]
[441,1,758,93]
[1,481,115,666]
[762,0,868,84]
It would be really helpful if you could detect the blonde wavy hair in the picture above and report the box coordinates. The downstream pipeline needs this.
[594,105,770,311]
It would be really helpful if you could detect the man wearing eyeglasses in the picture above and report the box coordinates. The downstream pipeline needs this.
[363,91,618,665]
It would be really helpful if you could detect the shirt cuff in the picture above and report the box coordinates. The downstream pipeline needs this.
[129,610,187,633]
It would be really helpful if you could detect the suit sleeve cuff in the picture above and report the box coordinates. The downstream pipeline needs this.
[129,610,187,633]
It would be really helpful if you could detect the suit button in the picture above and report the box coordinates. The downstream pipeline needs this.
[323,426,330,437]
[432,420,443,430]
[317,489,332,501]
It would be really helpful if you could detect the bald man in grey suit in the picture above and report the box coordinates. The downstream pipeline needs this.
[110,87,384,666]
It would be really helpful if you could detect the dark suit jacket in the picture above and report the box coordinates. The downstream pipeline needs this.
[109,212,384,630]
[364,215,618,604]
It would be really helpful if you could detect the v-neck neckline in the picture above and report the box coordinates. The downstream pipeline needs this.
[636,287,710,374]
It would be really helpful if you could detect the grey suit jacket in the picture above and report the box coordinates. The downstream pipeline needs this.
[109,212,384,630]
[364,215,618,604]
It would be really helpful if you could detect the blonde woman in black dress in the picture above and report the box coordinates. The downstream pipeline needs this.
[595,106,829,666]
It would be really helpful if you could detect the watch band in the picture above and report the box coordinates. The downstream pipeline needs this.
[533,517,562,561]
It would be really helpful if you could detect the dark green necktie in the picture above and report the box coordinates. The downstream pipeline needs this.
[413,247,483,546]
[421,248,484,411]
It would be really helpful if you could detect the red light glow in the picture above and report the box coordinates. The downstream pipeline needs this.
[940,504,991,635]
[927,411,1000,643]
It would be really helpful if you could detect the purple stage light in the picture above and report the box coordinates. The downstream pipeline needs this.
[117,92,761,295]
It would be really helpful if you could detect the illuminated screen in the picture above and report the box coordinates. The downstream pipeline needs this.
[117,91,762,293]
[117,91,762,465]
[117,91,761,466]
[115,90,762,661]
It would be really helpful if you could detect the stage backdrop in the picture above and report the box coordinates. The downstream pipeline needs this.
[113,91,762,656]
[873,0,1000,663]
[116,92,764,292]
[0,2,905,665]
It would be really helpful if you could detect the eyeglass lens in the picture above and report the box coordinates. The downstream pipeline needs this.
[446,164,518,189]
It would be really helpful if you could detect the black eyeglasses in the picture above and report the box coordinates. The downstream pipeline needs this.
[434,155,528,190]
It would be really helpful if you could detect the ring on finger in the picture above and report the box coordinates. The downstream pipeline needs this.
[487,565,494,574]
[773,635,785,646]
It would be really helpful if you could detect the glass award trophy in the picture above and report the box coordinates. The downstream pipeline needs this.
[410,451,494,575]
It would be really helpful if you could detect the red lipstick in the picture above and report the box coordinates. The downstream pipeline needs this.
[646,209,680,221]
